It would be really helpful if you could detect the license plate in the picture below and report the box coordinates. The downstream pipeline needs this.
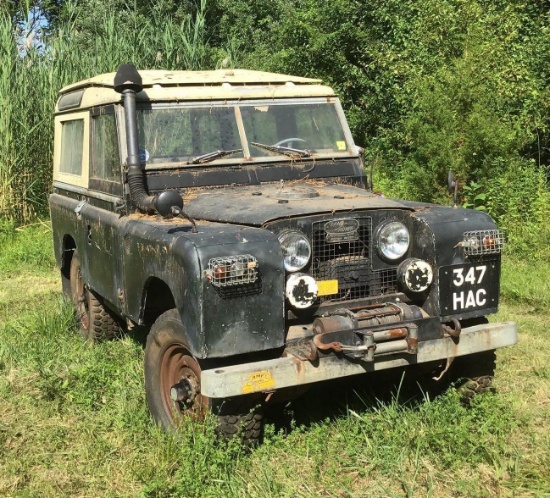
[317,279,338,296]
[439,262,500,314]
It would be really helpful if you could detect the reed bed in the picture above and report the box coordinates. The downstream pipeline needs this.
[0,1,207,223]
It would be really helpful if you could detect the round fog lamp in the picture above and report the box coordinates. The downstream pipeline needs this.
[285,273,318,309]
[378,221,410,260]
[398,258,433,293]
[278,231,311,272]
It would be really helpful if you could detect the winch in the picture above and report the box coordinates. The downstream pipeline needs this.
[309,303,427,362]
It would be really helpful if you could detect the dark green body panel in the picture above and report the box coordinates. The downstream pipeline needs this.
[50,185,501,360]
[122,221,285,358]
[50,193,286,359]
[406,202,500,321]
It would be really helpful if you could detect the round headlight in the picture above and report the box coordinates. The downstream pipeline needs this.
[278,231,311,272]
[378,221,410,260]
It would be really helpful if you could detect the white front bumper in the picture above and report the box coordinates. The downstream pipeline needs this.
[201,321,517,398]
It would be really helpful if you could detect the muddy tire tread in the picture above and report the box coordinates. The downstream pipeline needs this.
[453,350,496,405]
[217,411,263,446]
[88,290,121,342]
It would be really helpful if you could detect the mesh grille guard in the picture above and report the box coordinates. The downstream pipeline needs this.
[207,255,258,287]
[311,217,397,302]
[460,229,505,256]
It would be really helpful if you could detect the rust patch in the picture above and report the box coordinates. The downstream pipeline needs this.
[406,336,419,348]
[388,327,408,338]
[312,334,343,352]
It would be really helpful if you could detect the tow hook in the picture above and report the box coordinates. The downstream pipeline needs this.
[442,318,461,338]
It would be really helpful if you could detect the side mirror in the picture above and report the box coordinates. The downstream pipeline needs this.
[155,190,184,218]
[448,171,456,193]
[448,171,459,208]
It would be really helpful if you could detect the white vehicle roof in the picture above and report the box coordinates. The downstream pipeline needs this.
[57,69,336,112]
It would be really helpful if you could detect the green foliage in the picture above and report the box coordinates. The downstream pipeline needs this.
[0,0,210,223]
[208,0,550,254]
[501,257,550,310]
[0,219,55,273]
[462,162,550,259]
[1,0,550,255]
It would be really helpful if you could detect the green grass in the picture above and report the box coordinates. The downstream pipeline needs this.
[0,225,549,497]
[501,257,550,310]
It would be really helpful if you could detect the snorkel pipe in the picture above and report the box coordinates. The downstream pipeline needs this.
[113,64,193,228]
[114,64,157,212]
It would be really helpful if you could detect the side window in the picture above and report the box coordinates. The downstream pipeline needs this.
[91,112,120,182]
[60,119,84,175]
[53,111,89,188]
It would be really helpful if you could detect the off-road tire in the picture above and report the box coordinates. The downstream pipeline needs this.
[145,309,263,446]
[215,399,263,447]
[451,350,496,405]
[69,251,121,342]
[86,290,121,342]
[410,349,496,405]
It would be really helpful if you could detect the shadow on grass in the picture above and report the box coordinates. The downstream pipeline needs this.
[263,366,443,435]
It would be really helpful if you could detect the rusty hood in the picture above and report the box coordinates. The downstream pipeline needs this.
[183,183,411,226]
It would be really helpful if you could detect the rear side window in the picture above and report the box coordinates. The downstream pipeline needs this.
[91,113,120,182]
[59,119,84,175]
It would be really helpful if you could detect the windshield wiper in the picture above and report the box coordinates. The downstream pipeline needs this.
[191,148,242,164]
[250,142,311,158]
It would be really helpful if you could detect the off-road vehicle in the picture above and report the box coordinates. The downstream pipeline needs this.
[50,64,517,444]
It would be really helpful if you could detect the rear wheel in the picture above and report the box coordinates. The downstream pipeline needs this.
[69,251,121,342]
[144,309,263,446]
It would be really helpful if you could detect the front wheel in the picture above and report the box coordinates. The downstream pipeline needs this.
[415,350,496,405]
[144,309,263,445]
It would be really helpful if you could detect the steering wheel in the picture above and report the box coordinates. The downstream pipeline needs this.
[274,137,309,149]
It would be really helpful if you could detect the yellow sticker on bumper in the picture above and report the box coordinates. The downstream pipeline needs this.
[242,370,275,394]
[317,279,339,296]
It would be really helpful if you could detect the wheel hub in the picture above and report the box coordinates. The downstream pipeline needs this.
[160,344,204,420]
[170,377,199,404]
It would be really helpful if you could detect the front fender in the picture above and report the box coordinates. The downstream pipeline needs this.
[124,220,285,358]
[409,204,501,320]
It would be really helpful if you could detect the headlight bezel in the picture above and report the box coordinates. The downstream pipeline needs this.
[376,221,410,261]
[278,230,312,272]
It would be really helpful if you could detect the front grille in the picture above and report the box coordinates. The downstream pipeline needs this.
[311,218,397,301]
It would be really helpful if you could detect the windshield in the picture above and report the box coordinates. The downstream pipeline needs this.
[241,103,349,156]
[138,107,243,164]
[138,101,352,166]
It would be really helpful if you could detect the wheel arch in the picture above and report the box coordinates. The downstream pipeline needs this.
[141,276,177,327]
[61,234,77,295]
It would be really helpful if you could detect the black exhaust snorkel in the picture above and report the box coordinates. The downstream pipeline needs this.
[114,64,158,212]
[114,64,192,226]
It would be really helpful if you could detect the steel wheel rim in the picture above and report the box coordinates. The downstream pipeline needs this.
[73,262,90,331]
[159,343,204,422]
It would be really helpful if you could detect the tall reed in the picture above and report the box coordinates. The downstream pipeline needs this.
[0,1,209,223]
